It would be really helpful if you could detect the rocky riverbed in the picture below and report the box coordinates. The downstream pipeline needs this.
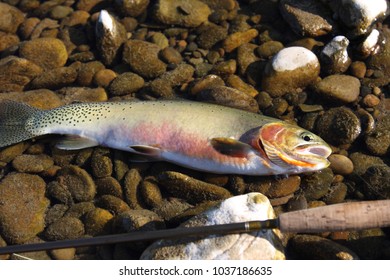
[0,0,389,260]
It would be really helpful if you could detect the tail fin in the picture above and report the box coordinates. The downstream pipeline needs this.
[0,100,42,148]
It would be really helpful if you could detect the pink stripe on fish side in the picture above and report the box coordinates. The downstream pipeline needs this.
[126,121,250,166]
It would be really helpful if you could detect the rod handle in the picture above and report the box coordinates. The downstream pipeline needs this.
[278,200,390,233]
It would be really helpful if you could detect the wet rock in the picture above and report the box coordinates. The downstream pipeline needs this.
[349,152,385,176]
[279,0,333,37]
[256,41,284,59]
[247,176,301,199]
[56,87,108,104]
[189,74,225,95]
[153,0,211,28]
[0,56,43,92]
[50,248,76,260]
[361,164,390,199]
[12,154,54,173]
[77,61,105,86]
[313,74,360,104]
[45,204,69,225]
[0,142,30,164]
[64,202,96,219]
[323,182,348,204]
[301,168,334,201]
[211,59,236,75]
[45,217,85,241]
[320,36,351,74]
[0,89,63,110]
[350,61,367,78]
[108,72,144,96]
[96,195,131,214]
[123,168,144,210]
[0,173,49,244]
[46,181,73,205]
[96,176,123,198]
[123,40,167,79]
[96,10,127,66]
[160,47,183,64]
[0,3,25,34]
[29,66,78,90]
[365,29,390,87]
[262,47,320,97]
[328,154,354,175]
[0,32,20,52]
[140,177,163,208]
[236,43,260,79]
[91,154,113,178]
[365,114,390,156]
[196,23,228,50]
[83,208,114,236]
[359,29,380,58]
[288,234,359,260]
[226,74,258,98]
[158,171,232,204]
[197,85,259,112]
[56,165,96,202]
[93,69,117,88]
[153,198,193,222]
[112,209,165,252]
[315,107,361,146]
[19,38,68,70]
[361,94,380,108]
[329,0,387,37]
[223,29,258,53]
[141,193,285,260]
[115,0,149,17]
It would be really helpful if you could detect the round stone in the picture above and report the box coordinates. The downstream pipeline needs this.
[262,46,320,97]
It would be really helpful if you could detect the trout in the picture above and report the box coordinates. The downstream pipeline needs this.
[0,100,331,175]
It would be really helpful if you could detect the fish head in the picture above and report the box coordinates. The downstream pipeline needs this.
[256,122,332,173]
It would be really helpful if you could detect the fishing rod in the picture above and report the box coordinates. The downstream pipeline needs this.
[0,199,389,255]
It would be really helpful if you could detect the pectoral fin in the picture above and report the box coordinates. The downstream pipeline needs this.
[210,137,252,158]
[56,135,99,150]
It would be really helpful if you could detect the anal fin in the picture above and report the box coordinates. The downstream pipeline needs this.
[129,145,162,158]
[56,135,99,150]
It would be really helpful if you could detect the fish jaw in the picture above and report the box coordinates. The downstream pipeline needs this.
[259,122,332,173]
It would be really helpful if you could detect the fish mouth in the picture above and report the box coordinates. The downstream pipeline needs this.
[296,144,332,158]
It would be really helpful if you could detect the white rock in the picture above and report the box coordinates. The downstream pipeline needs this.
[262,46,320,97]
[272,46,319,72]
[322,36,349,63]
[140,193,285,260]
[360,29,381,57]
[95,10,127,66]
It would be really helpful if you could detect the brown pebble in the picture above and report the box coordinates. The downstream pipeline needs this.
[140,177,163,208]
[328,154,354,175]
[223,29,259,53]
[123,168,144,209]
[93,69,117,87]
[12,154,54,173]
[50,247,76,260]
[83,208,114,236]
[350,61,366,79]
[160,47,183,64]
[96,195,131,214]
[362,94,380,107]
[158,171,232,204]
[45,217,85,241]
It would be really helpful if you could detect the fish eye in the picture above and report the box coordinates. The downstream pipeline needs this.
[300,132,314,142]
